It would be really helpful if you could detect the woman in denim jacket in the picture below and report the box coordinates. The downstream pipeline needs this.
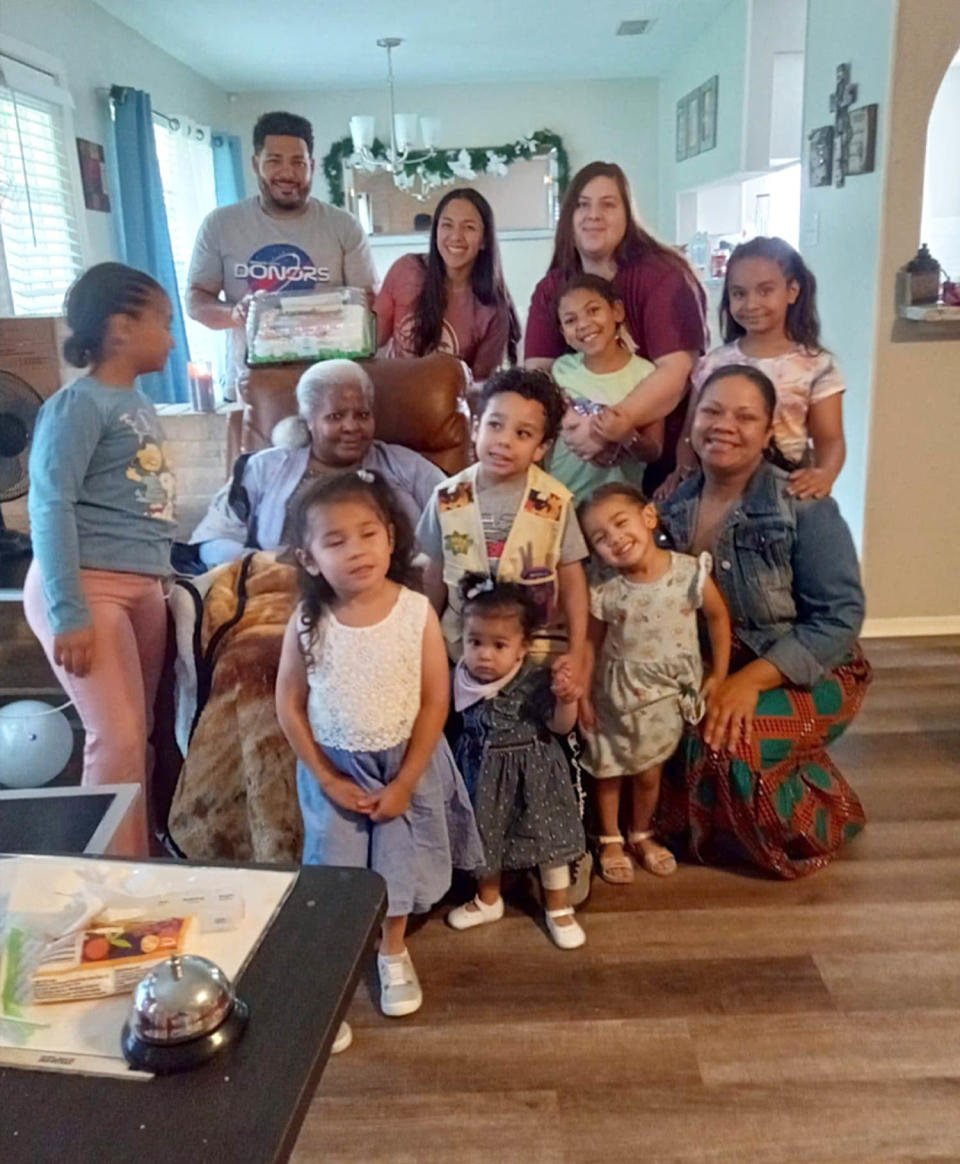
[656,364,870,878]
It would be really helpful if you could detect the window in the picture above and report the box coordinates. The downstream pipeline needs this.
[0,84,83,316]
[153,116,222,384]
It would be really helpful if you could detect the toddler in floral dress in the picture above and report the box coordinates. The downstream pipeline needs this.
[578,484,731,883]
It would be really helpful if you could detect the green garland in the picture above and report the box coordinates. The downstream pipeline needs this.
[322,129,569,208]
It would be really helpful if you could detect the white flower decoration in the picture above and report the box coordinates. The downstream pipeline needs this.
[485,150,509,177]
[448,148,476,179]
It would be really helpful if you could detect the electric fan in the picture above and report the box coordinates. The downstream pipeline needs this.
[0,368,42,566]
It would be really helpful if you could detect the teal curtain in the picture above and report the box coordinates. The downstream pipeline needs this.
[110,85,189,404]
[212,132,244,206]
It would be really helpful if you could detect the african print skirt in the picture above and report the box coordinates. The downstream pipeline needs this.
[658,646,871,879]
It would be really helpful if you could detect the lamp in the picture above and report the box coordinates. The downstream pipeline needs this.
[349,38,439,198]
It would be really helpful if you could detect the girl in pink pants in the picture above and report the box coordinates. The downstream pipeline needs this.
[25,263,178,856]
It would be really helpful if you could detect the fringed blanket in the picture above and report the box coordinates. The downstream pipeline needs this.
[168,552,303,862]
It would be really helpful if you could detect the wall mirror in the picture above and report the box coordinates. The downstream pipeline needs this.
[342,149,560,236]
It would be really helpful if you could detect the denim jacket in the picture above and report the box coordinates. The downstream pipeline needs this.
[658,461,864,688]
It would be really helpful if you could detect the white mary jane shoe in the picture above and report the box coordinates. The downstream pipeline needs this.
[545,906,586,950]
[447,895,505,930]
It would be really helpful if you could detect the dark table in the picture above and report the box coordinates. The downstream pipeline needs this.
[0,862,386,1164]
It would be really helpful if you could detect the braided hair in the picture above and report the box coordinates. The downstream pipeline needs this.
[62,262,166,368]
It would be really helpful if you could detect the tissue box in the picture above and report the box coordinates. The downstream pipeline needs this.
[246,287,375,365]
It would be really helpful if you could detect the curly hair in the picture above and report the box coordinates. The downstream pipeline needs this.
[475,367,566,443]
[285,471,422,646]
[253,111,314,155]
[458,572,539,640]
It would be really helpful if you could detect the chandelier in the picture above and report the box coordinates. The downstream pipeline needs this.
[349,38,440,197]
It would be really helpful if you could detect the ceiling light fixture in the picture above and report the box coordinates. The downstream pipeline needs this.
[348,38,439,196]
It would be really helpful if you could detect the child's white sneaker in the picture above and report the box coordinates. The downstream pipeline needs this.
[447,895,505,930]
[331,1021,352,1054]
[545,906,586,950]
[377,949,422,1017]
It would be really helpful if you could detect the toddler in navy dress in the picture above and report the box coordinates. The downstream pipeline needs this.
[447,574,587,949]
[276,470,482,1026]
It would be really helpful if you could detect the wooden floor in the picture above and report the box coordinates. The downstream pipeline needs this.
[292,637,960,1164]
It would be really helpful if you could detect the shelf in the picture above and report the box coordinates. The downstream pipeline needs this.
[898,304,960,322]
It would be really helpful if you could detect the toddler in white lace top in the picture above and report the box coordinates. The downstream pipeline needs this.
[276,470,482,1024]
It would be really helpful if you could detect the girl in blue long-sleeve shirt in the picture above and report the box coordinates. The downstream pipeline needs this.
[24,263,177,856]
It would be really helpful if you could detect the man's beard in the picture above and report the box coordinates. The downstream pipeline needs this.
[258,175,309,213]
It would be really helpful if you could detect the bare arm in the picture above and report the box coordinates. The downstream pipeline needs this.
[524,357,554,372]
[275,615,375,814]
[374,274,396,349]
[631,417,665,464]
[592,350,697,443]
[788,394,846,500]
[547,693,579,735]
[187,284,250,330]
[421,557,446,614]
[578,613,606,731]
[700,575,732,689]
[552,560,588,698]
[653,385,702,500]
[703,657,783,754]
[371,604,450,821]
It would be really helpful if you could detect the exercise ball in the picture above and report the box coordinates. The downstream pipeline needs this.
[0,700,74,788]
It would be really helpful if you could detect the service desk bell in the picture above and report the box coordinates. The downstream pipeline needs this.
[121,953,249,1074]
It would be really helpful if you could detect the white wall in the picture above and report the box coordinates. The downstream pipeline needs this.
[1,0,230,267]
[657,0,750,239]
[920,65,960,281]
[744,0,807,171]
[226,77,661,233]
[862,0,960,624]
[798,0,896,549]
[657,0,806,242]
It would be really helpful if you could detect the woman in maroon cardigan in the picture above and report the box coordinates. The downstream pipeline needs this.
[524,162,708,484]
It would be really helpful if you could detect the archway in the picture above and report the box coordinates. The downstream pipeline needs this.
[919,48,960,285]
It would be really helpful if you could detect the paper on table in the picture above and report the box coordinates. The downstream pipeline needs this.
[0,856,297,1078]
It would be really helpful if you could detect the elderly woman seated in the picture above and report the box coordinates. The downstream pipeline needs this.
[657,364,871,879]
[169,358,446,865]
[189,358,445,565]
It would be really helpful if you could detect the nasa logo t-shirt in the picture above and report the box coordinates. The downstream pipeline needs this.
[236,242,330,291]
[188,195,378,389]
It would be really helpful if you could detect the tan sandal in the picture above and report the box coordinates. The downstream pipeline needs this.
[627,830,677,877]
[597,834,634,884]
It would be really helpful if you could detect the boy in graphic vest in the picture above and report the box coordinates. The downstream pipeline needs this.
[416,369,589,694]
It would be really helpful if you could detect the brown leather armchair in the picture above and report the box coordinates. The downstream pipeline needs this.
[228,352,472,475]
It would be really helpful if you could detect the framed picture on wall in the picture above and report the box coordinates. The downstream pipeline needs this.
[847,104,878,176]
[676,100,688,162]
[697,75,719,152]
[76,138,111,212]
[684,92,701,157]
[807,125,834,187]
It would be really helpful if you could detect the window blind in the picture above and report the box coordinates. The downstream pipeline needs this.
[0,85,83,316]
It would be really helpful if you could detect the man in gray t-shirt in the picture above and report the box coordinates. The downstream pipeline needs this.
[187,110,378,396]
